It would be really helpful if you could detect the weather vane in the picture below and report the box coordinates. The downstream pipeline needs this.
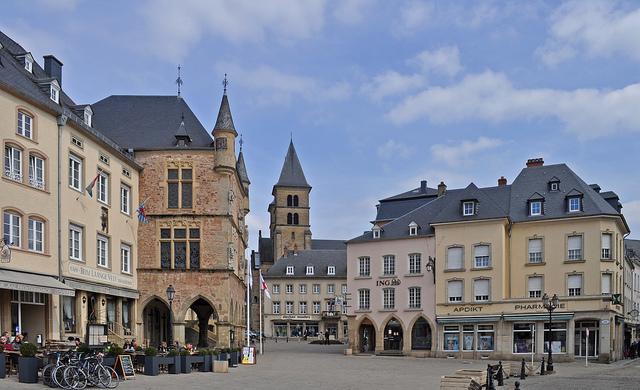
[176,65,183,97]
[239,133,243,152]
[223,73,228,95]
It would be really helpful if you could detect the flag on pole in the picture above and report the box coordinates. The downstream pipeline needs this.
[85,172,100,197]
[136,198,149,224]
[248,260,253,288]
[260,273,271,300]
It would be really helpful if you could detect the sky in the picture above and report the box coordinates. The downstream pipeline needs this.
[3,0,640,249]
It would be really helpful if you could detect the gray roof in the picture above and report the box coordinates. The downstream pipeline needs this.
[236,151,250,184]
[213,94,237,136]
[258,237,274,265]
[431,183,510,224]
[258,238,345,265]
[626,239,640,262]
[0,31,140,169]
[91,95,213,150]
[275,141,310,188]
[311,239,346,250]
[264,249,347,278]
[374,184,438,222]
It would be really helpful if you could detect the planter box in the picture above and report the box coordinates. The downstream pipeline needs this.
[213,360,228,373]
[0,353,5,378]
[144,356,160,376]
[218,353,229,362]
[168,356,181,374]
[229,351,238,367]
[103,356,117,367]
[199,355,212,372]
[181,355,204,373]
[18,356,39,383]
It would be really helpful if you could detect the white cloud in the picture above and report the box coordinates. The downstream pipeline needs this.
[431,137,504,166]
[388,71,640,139]
[141,0,327,59]
[333,0,373,25]
[377,139,414,159]
[411,46,462,77]
[361,71,426,101]
[218,63,351,105]
[394,0,433,36]
[538,0,640,65]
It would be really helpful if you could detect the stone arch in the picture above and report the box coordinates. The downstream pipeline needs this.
[141,296,171,348]
[137,294,170,324]
[178,295,219,347]
[354,314,378,354]
[407,314,434,351]
[380,314,406,352]
[176,294,218,321]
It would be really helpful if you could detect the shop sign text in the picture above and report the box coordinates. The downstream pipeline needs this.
[376,278,401,287]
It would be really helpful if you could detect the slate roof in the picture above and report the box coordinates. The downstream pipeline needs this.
[626,239,640,262]
[311,239,346,250]
[430,183,511,224]
[374,184,438,222]
[275,141,310,188]
[213,94,237,136]
[236,151,250,184]
[91,95,213,150]
[264,250,347,278]
[0,31,140,169]
[258,238,346,264]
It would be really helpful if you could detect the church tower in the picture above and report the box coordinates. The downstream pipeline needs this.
[269,141,312,260]
[212,83,238,175]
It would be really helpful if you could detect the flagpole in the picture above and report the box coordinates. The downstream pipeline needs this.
[246,257,250,347]
[259,269,263,355]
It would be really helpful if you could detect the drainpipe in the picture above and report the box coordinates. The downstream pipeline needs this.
[56,114,68,340]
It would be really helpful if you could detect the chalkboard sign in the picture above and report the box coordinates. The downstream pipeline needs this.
[115,355,135,380]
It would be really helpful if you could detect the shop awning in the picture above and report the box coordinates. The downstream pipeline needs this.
[63,278,138,299]
[437,315,502,324]
[0,269,75,296]
[503,313,574,322]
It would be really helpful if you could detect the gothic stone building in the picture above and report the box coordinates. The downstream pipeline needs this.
[93,92,250,348]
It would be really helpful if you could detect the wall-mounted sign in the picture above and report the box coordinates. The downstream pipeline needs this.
[68,262,134,288]
[280,315,311,320]
[453,305,484,313]
[514,303,566,311]
[376,278,401,287]
[601,319,610,325]
[0,240,11,263]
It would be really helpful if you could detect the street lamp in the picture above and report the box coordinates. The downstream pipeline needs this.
[425,256,436,284]
[166,285,176,348]
[542,293,559,373]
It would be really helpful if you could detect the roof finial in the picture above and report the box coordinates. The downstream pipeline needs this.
[222,73,228,95]
[181,112,185,122]
[239,133,244,152]
[176,65,183,97]
[290,131,293,143]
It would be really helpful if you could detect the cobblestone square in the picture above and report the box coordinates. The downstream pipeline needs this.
[3,341,640,389]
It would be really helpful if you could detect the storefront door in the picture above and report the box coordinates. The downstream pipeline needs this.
[10,291,46,340]
[574,321,598,357]
[383,318,403,351]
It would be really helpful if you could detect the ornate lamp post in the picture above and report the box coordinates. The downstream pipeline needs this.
[425,256,436,284]
[166,285,176,348]
[542,293,559,373]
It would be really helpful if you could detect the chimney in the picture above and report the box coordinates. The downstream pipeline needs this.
[420,180,427,193]
[498,176,507,186]
[437,181,447,197]
[526,158,544,168]
[44,55,63,86]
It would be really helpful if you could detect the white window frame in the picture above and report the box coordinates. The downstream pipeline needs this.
[273,301,280,315]
[341,284,347,294]
[299,284,307,294]
[17,111,33,139]
[409,253,421,274]
[447,246,464,270]
[50,82,60,103]
[97,235,109,268]
[28,154,45,190]
[69,224,83,261]
[358,289,370,310]
[474,279,490,302]
[473,245,491,268]
[286,265,294,275]
[285,301,293,315]
[28,218,44,252]
[272,284,280,294]
[68,154,82,191]
[409,286,421,309]
[24,55,33,73]
[568,274,582,296]
[550,182,559,191]
[530,201,542,216]
[567,235,583,260]
[327,265,336,275]
[97,171,109,204]
[382,287,395,310]
[568,197,581,212]
[448,280,463,303]
[285,284,293,294]
[359,257,370,277]
[601,233,612,260]
[3,211,21,247]
[463,201,475,216]
[299,301,307,315]
[121,243,131,274]
[528,238,543,263]
[83,106,93,127]
[312,284,320,294]
[528,276,543,298]
[372,227,381,239]
[306,265,314,275]
[313,301,320,314]
[383,255,395,276]
[4,145,23,182]
[601,273,612,295]
[120,184,131,215]
[327,284,335,294]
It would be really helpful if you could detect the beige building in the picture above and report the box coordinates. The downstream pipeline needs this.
[433,159,629,362]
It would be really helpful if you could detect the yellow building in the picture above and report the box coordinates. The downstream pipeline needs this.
[433,159,629,362]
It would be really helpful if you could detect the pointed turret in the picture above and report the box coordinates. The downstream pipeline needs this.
[213,87,237,175]
[236,151,250,186]
[275,140,310,188]
[213,94,238,136]
[174,114,191,147]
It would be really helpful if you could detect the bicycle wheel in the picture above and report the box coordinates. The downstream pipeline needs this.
[95,365,112,388]
[42,363,55,387]
[52,365,69,389]
[85,361,101,387]
[102,366,120,389]
[63,366,87,390]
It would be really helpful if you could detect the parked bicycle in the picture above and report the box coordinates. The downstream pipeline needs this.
[42,349,120,389]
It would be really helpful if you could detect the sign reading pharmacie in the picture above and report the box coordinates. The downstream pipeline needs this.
[67,262,134,288]
[451,302,568,313]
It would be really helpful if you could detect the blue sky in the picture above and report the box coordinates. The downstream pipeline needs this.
[3,0,640,247]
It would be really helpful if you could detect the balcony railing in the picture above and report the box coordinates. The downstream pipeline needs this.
[4,169,22,182]
[29,175,45,190]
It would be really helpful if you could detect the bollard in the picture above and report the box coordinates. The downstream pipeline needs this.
[486,364,494,390]
[515,380,521,389]
[520,358,526,380]
[497,361,504,386]
[540,357,545,375]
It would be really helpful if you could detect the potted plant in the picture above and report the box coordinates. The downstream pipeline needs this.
[143,347,159,376]
[167,349,181,374]
[18,343,39,383]
[0,344,6,378]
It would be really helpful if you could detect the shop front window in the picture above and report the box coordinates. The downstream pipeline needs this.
[122,300,131,333]
[444,325,460,351]
[274,323,288,337]
[513,323,535,353]
[63,296,76,333]
[544,322,567,354]
[463,325,474,351]
[477,325,494,351]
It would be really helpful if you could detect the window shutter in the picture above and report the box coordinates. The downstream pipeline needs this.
[568,236,582,250]
[474,279,489,296]
[568,274,582,289]
[601,274,611,294]
[474,245,489,257]
[448,247,463,269]
[528,238,542,253]
[528,276,542,291]
[601,234,611,249]
[448,280,463,297]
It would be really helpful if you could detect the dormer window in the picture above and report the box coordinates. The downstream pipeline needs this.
[408,221,418,236]
[83,106,93,127]
[24,53,34,73]
[372,226,381,239]
[549,177,560,192]
[530,201,542,216]
[462,201,475,216]
[568,197,581,212]
[306,265,314,275]
[286,265,294,275]
[328,265,336,276]
[49,81,60,103]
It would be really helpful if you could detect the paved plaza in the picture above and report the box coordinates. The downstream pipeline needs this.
[2,341,640,389]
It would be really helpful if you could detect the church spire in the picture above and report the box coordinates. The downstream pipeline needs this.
[213,82,237,136]
[275,140,310,188]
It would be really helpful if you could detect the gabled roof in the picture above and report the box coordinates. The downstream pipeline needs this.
[213,94,237,136]
[264,250,346,278]
[528,192,545,200]
[92,95,212,150]
[275,141,310,188]
[236,151,250,184]
[431,183,511,224]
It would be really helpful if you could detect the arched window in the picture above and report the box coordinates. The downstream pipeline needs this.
[287,213,293,225]
[287,195,293,207]
[411,318,432,350]
[293,195,299,207]
[293,213,299,225]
